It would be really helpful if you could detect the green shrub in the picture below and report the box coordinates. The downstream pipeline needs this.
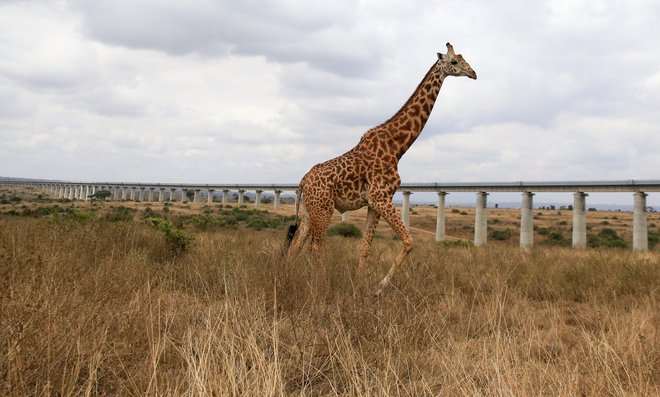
[490,228,512,241]
[460,211,468,216]
[558,221,568,226]
[438,240,473,248]
[543,231,570,247]
[327,222,362,238]
[588,228,627,249]
[146,217,195,254]
[451,208,460,214]
[536,227,550,236]
[105,206,136,222]
[647,231,659,249]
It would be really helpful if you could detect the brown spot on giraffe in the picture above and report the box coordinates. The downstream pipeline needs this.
[287,42,477,295]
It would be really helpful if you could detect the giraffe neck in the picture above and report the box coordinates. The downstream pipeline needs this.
[368,62,446,160]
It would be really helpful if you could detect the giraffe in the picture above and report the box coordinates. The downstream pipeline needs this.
[287,43,477,295]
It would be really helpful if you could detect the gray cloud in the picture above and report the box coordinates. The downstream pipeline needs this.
[0,0,659,205]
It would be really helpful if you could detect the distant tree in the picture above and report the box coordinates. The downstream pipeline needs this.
[89,189,111,203]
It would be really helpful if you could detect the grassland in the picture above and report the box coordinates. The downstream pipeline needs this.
[1,187,658,396]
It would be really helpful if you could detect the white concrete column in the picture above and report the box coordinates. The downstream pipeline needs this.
[520,192,535,249]
[148,188,154,202]
[474,191,489,247]
[131,187,137,201]
[68,185,74,200]
[341,212,350,222]
[84,185,90,201]
[169,188,176,202]
[255,190,262,207]
[435,192,447,241]
[274,190,282,210]
[158,188,164,203]
[238,190,245,205]
[572,192,588,249]
[222,190,229,204]
[138,187,145,202]
[181,189,187,203]
[633,192,648,252]
[207,189,214,203]
[193,189,199,203]
[401,191,412,228]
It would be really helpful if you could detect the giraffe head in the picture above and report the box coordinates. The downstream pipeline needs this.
[437,42,477,79]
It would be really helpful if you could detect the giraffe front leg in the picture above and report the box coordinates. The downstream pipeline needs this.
[357,207,380,277]
[368,199,413,296]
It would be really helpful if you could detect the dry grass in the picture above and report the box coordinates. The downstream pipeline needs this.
[1,199,659,396]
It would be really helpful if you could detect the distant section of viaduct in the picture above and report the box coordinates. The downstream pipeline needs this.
[2,179,659,252]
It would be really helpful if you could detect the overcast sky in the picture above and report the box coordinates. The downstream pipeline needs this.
[1,0,659,205]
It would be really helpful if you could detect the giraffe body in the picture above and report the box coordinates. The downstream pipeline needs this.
[287,43,477,295]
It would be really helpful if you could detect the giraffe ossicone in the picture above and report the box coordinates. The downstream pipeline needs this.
[286,42,477,295]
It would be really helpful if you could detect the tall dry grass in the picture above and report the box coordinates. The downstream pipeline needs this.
[0,215,658,396]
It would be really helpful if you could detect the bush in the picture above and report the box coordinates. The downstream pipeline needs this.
[490,228,512,241]
[543,231,570,247]
[327,222,362,238]
[451,208,460,214]
[460,211,468,216]
[146,217,195,254]
[588,228,627,249]
[105,206,136,222]
[438,240,473,248]
[647,231,659,249]
[537,227,550,236]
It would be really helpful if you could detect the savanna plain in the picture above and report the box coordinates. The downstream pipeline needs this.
[1,187,658,396]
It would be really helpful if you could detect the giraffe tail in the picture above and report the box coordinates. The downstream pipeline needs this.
[285,187,303,247]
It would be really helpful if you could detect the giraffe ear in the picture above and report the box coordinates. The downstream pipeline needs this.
[437,52,443,60]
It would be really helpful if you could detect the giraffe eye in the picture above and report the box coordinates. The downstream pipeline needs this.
[450,60,458,65]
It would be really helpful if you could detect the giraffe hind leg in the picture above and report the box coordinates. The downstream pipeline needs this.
[286,213,310,263]
[357,207,380,277]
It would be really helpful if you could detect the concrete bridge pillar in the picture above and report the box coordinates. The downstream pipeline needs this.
[84,185,90,201]
[274,190,282,209]
[572,192,588,249]
[148,188,154,202]
[633,192,648,252]
[436,192,447,241]
[520,192,535,249]
[158,188,164,202]
[474,191,489,247]
[138,187,145,202]
[207,189,214,203]
[58,185,65,198]
[181,189,187,203]
[401,191,412,228]
[68,185,74,200]
[169,188,176,202]
[193,189,200,203]
[222,190,229,204]
[238,190,245,205]
[255,190,263,207]
[341,212,350,222]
